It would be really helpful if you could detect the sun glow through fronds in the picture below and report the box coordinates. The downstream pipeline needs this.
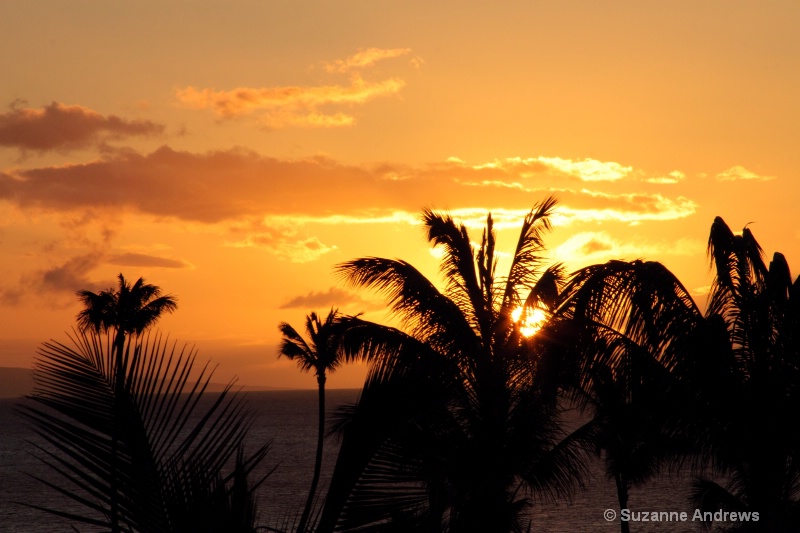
[511,305,548,337]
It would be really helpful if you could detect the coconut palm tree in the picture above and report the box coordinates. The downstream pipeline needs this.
[76,273,178,365]
[553,259,704,532]
[74,273,178,530]
[278,308,346,533]
[687,217,800,531]
[555,217,800,531]
[316,197,590,533]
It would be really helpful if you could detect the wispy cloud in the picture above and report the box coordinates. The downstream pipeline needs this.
[559,190,698,224]
[323,47,412,73]
[228,234,337,263]
[555,231,702,264]
[0,101,164,153]
[0,247,193,305]
[0,251,109,306]
[715,165,776,181]
[176,74,404,128]
[40,252,105,294]
[469,157,633,182]
[175,48,416,128]
[536,157,633,181]
[279,287,381,311]
[224,220,337,263]
[646,170,686,184]
[106,252,191,269]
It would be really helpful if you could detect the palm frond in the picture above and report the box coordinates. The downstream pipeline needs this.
[336,257,476,354]
[320,347,458,533]
[17,329,269,532]
[562,260,702,366]
[501,196,558,314]
[423,209,487,333]
[277,321,315,371]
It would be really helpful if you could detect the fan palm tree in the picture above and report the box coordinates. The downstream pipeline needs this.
[555,217,800,531]
[316,197,590,533]
[17,329,271,533]
[278,309,346,533]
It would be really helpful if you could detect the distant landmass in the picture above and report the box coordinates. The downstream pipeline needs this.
[0,367,288,398]
[0,367,34,398]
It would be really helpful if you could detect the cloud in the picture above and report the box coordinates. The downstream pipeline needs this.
[323,48,413,72]
[536,157,634,181]
[557,190,698,224]
[225,220,337,262]
[106,252,190,269]
[2,146,372,223]
[0,101,164,152]
[40,252,104,294]
[438,190,697,231]
[0,286,22,306]
[646,170,685,184]
[555,231,702,264]
[0,147,699,232]
[715,166,776,181]
[279,287,381,311]
[690,285,712,298]
[461,156,647,183]
[0,248,189,306]
[0,252,109,305]
[228,234,337,263]
[470,157,633,182]
[176,74,405,128]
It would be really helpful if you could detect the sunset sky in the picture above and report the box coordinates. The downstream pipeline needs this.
[2,1,798,389]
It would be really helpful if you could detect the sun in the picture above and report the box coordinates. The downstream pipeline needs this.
[511,305,549,337]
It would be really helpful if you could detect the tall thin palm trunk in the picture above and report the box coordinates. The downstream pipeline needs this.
[297,373,326,533]
[614,472,630,533]
[110,328,127,533]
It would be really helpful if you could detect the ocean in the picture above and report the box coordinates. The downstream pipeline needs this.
[1,390,721,532]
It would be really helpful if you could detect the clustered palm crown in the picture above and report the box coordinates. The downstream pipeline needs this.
[76,273,178,338]
[315,196,587,533]
[556,214,800,532]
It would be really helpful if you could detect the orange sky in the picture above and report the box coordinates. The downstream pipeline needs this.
[1,1,799,389]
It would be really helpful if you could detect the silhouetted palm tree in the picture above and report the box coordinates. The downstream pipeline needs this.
[316,197,590,532]
[76,273,178,365]
[554,259,703,532]
[278,309,346,533]
[556,217,800,532]
[17,330,270,533]
[74,273,178,530]
[688,217,800,531]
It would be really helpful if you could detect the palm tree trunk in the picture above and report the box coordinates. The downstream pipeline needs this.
[110,328,126,533]
[615,472,630,533]
[298,372,326,533]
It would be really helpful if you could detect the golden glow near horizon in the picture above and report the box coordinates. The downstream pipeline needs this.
[1,1,798,389]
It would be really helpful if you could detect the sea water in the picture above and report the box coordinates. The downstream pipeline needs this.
[1,391,720,532]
